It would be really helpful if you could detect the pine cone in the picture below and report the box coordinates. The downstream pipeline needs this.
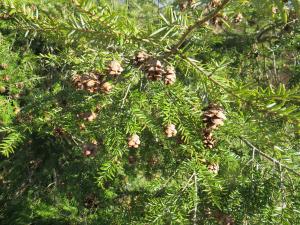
[233,13,243,23]
[128,134,141,148]
[164,66,176,85]
[202,104,226,149]
[108,60,124,76]
[203,104,226,130]
[134,51,149,65]
[146,59,164,81]
[165,124,177,138]
[72,72,100,93]
[207,163,219,174]
[0,63,8,70]
[203,129,215,149]
[100,82,113,94]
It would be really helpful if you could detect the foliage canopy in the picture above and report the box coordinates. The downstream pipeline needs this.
[0,0,300,224]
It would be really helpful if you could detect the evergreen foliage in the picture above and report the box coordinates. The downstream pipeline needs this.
[0,0,300,224]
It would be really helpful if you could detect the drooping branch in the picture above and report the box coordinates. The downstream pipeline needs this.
[183,56,299,124]
[240,137,300,177]
[164,0,231,58]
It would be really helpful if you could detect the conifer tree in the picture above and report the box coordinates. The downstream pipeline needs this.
[0,0,300,224]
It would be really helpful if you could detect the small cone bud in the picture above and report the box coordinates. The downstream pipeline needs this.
[165,124,177,138]
[207,163,219,174]
[128,134,141,148]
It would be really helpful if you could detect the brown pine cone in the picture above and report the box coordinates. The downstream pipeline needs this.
[207,163,219,174]
[164,66,176,85]
[203,129,216,149]
[72,72,100,93]
[165,124,177,138]
[134,51,149,65]
[108,60,124,76]
[202,104,226,130]
[100,82,113,94]
[128,134,141,148]
[146,59,164,81]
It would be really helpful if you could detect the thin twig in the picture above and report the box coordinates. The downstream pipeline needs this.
[164,0,231,58]
[240,137,300,177]
[121,83,131,109]
[193,171,198,225]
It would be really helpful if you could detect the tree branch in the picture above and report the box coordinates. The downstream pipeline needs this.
[183,56,299,124]
[240,137,300,177]
[164,0,231,58]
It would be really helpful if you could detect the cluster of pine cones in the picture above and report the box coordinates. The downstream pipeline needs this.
[72,60,123,94]
[202,104,226,149]
[134,51,176,85]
